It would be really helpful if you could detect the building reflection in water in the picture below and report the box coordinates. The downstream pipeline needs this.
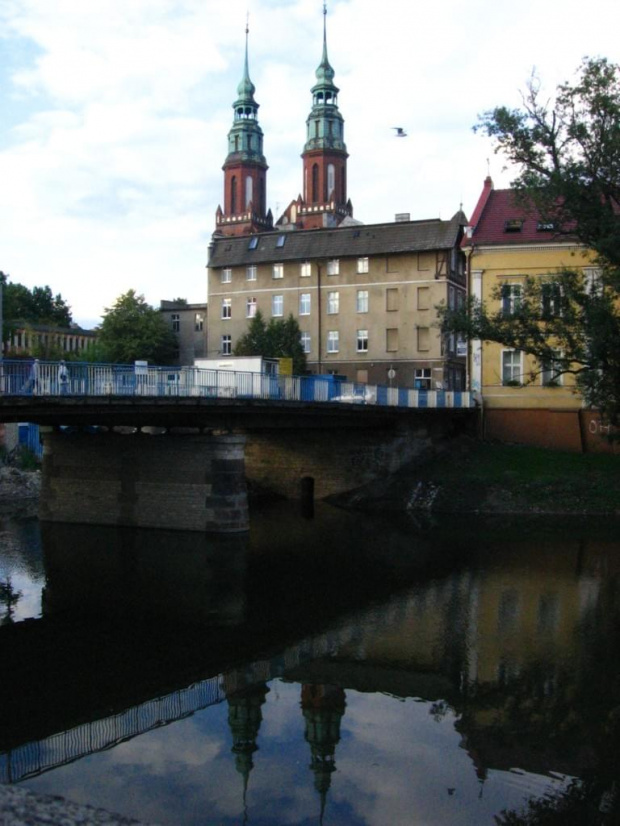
[1,511,620,821]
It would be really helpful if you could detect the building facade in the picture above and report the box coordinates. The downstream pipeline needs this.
[464,177,600,449]
[207,12,466,389]
[208,216,467,388]
[4,323,96,358]
[159,300,207,365]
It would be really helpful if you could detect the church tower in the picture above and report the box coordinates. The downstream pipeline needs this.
[277,3,353,230]
[215,24,273,237]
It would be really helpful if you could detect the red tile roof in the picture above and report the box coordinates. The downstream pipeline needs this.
[471,187,562,245]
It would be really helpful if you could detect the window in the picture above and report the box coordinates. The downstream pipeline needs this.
[301,332,311,354]
[415,368,431,390]
[448,285,455,309]
[221,334,232,355]
[276,234,286,248]
[386,328,399,352]
[248,237,259,250]
[194,313,204,332]
[356,329,369,352]
[504,219,524,233]
[272,294,283,317]
[171,313,180,333]
[417,327,430,351]
[386,288,399,311]
[502,349,522,385]
[501,283,522,316]
[327,291,339,314]
[541,282,563,319]
[221,268,232,283]
[537,220,557,232]
[356,290,369,313]
[245,175,253,209]
[300,261,311,277]
[357,257,369,274]
[327,331,339,353]
[246,265,257,281]
[541,350,563,386]
[327,163,335,197]
[221,298,232,319]
[246,297,257,318]
[273,263,284,279]
[417,287,430,310]
[327,259,339,276]
[299,293,311,315]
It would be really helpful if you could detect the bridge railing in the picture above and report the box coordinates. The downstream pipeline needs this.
[0,360,474,409]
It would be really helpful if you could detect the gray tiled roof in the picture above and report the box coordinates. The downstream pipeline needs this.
[208,213,466,268]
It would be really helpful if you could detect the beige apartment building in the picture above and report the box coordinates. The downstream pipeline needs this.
[207,214,467,389]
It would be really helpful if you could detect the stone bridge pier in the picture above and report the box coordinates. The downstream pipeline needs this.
[39,429,249,533]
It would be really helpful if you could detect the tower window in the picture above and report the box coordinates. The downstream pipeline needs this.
[327,164,335,199]
[312,164,319,203]
[231,177,237,214]
[245,175,253,209]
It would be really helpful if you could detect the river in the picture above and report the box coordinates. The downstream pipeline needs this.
[1,502,619,825]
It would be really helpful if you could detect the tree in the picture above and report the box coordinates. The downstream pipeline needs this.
[98,289,178,364]
[1,273,72,327]
[442,57,620,428]
[234,311,308,374]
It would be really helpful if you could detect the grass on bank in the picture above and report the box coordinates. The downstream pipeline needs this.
[415,440,620,514]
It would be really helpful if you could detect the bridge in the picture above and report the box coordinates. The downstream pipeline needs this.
[1,359,476,532]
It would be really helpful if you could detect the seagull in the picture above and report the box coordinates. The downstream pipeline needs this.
[393,127,407,137]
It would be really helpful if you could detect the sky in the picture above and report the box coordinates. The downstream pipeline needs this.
[1,0,618,329]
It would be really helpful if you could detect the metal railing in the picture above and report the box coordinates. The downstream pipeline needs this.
[0,360,474,409]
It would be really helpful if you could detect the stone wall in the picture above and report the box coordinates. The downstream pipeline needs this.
[39,430,249,532]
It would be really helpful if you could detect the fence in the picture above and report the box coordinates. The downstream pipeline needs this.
[0,360,474,410]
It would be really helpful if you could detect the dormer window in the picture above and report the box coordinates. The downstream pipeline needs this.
[504,219,524,233]
[248,237,259,250]
[276,234,286,248]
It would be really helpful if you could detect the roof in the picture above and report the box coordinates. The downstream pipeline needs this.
[208,213,466,268]
[470,188,568,245]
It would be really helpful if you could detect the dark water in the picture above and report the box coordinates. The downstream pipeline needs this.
[1,503,620,825]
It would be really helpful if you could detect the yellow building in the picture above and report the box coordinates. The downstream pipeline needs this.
[464,177,601,450]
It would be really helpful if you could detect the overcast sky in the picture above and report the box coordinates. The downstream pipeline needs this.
[1,0,618,328]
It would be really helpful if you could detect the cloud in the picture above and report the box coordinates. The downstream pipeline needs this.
[1,0,618,324]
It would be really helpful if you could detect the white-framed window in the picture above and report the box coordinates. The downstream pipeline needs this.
[327,331,339,353]
[221,298,232,319]
[357,257,369,274]
[272,294,283,317]
[356,329,369,352]
[541,282,563,319]
[327,291,339,314]
[246,297,257,318]
[246,265,257,281]
[501,283,522,316]
[221,334,232,355]
[356,290,368,313]
[327,259,339,276]
[415,368,431,390]
[273,263,284,279]
[299,293,311,315]
[221,268,232,283]
[502,349,522,385]
[194,313,204,332]
[171,313,180,333]
[300,332,311,354]
[300,261,311,277]
[541,350,564,386]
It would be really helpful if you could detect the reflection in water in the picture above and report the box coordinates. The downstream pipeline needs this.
[0,507,619,824]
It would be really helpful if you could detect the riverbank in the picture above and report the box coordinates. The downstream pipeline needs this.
[330,439,620,516]
[0,466,41,517]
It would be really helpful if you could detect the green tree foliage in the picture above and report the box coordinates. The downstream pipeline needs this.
[442,58,620,428]
[98,289,178,364]
[234,310,308,374]
[1,272,72,328]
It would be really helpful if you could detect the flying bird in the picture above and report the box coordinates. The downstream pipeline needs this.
[392,127,407,137]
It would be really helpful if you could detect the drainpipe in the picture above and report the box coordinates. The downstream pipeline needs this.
[316,261,322,374]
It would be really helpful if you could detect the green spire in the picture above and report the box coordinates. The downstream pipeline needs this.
[304,3,346,154]
[226,19,266,165]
